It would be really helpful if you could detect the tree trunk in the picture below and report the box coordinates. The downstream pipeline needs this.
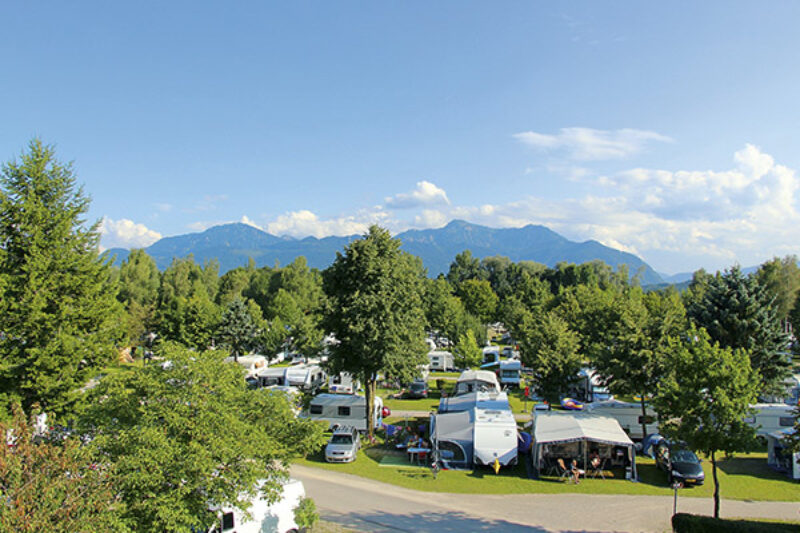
[639,394,648,441]
[365,372,375,441]
[711,449,720,519]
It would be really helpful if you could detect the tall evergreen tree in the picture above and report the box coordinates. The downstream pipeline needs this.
[323,226,428,439]
[218,298,261,360]
[0,140,124,416]
[687,266,790,393]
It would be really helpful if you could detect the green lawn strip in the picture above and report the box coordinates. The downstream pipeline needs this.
[296,449,800,501]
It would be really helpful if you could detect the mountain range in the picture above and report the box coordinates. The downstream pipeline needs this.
[106,220,664,285]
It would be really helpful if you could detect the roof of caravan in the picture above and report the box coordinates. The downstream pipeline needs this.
[456,370,499,384]
[533,412,634,447]
[310,393,366,406]
[439,391,510,413]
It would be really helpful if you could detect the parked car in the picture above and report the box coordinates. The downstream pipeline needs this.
[655,441,705,486]
[405,380,429,399]
[324,426,360,463]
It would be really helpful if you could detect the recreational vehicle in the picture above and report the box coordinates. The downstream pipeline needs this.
[568,368,612,403]
[430,405,518,470]
[454,370,501,396]
[208,478,305,533]
[582,399,658,440]
[766,428,800,480]
[497,359,521,388]
[428,350,456,372]
[328,372,359,394]
[255,367,288,388]
[745,403,796,436]
[306,393,384,432]
[482,346,500,366]
[438,390,511,414]
[284,364,327,392]
[223,354,268,378]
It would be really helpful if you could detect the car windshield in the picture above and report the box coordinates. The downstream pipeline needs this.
[410,383,425,391]
[330,434,353,444]
[672,449,699,463]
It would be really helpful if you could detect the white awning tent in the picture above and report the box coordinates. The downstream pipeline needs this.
[766,427,800,480]
[531,412,638,480]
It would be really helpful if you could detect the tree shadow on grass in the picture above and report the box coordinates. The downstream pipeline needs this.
[325,509,608,533]
[716,456,791,482]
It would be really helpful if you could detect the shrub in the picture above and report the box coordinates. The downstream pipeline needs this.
[294,497,319,530]
[672,513,799,533]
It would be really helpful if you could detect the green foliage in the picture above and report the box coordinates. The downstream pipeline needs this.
[515,311,582,402]
[454,330,482,369]
[216,266,253,307]
[446,250,487,287]
[458,279,499,324]
[293,497,319,529]
[687,266,790,393]
[672,513,799,533]
[0,140,124,416]
[78,343,326,533]
[323,226,428,438]
[756,256,800,322]
[654,326,760,518]
[0,405,128,532]
[218,298,262,357]
[118,248,160,343]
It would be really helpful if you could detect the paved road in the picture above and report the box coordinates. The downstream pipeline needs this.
[293,464,800,533]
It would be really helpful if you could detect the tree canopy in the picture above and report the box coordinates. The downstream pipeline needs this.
[0,140,124,416]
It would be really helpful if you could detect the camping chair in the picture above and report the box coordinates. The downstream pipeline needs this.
[589,456,606,479]
[555,458,572,482]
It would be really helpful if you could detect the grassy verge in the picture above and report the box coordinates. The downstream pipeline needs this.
[296,447,800,501]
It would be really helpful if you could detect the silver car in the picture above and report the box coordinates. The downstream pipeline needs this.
[325,426,360,463]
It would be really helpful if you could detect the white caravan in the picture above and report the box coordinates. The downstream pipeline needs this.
[583,399,658,440]
[306,393,384,432]
[328,372,359,394]
[454,370,501,396]
[428,350,456,372]
[255,367,288,388]
[766,428,800,480]
[745,403,796,436]
[284,364,327,392]
[473,406,519,467]
[482,346,500,366]
[224,354,268,378]
[208,478,305,533]
[497,359,521,388]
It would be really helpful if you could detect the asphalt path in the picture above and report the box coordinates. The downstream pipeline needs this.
[292,464,800,533]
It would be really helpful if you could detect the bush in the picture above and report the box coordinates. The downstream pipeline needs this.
[672,513,799,533]
[294,497,319,530]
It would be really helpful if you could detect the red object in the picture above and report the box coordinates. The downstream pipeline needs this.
[524,386,530,398]
[382,406,391,417]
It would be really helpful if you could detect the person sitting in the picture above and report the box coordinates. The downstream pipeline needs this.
[571,459,585,484]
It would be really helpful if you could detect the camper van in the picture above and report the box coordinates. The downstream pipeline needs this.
[208,478,305,533]
[568,368,612,403]
[284,364,327,392]
[482,346,500,366]
[745,403,796,436]
[582,399,658,440]
[454,370,501,396]
[428,350,456,372]
[224,354,268,378]
[328,372,359,394]
[306,393,384,432]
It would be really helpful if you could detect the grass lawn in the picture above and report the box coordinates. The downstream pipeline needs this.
[296,446,800,502]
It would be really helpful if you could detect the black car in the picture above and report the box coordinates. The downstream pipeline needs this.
[655,441,705,486]
[404,380,429,399]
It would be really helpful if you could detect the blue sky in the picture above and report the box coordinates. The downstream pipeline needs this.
[2,2,799,275]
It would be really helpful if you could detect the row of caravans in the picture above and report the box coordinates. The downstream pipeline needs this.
[580,399,796,441]
[431,370,520,471]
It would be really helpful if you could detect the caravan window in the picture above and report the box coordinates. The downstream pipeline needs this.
[332,375,342,384]
[338,406,351,416]
[780,416,794,427]
[221,512,235,530]
[310,404,323,415]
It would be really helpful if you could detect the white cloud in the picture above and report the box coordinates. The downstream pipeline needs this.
[266,209,390,238]
[239,215,263,230]
[514,127,673,160]
[100,218,162,250]
[385,181,450,209]
[413,209,449,228]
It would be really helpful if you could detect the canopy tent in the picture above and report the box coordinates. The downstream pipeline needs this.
[531,412,638,480]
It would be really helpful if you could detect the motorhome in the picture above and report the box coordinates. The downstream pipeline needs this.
[223,354,268,378]
[428,350,456,372]
[497,359,521,388]
[745,403,796,436]
[306,393,384,432]
[208,478,305,533]
[328,371,359,394]
[568,368,613,403]
[454,370,501,396]
[582,399,658,440]
[284,364,327,392]
[482,346,500,366]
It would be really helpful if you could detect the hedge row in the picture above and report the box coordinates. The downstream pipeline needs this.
[672,513,800,533]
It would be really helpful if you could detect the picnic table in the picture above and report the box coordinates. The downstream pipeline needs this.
[407,447,431,465]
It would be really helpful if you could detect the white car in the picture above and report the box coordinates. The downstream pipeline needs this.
[325,426,360,463]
